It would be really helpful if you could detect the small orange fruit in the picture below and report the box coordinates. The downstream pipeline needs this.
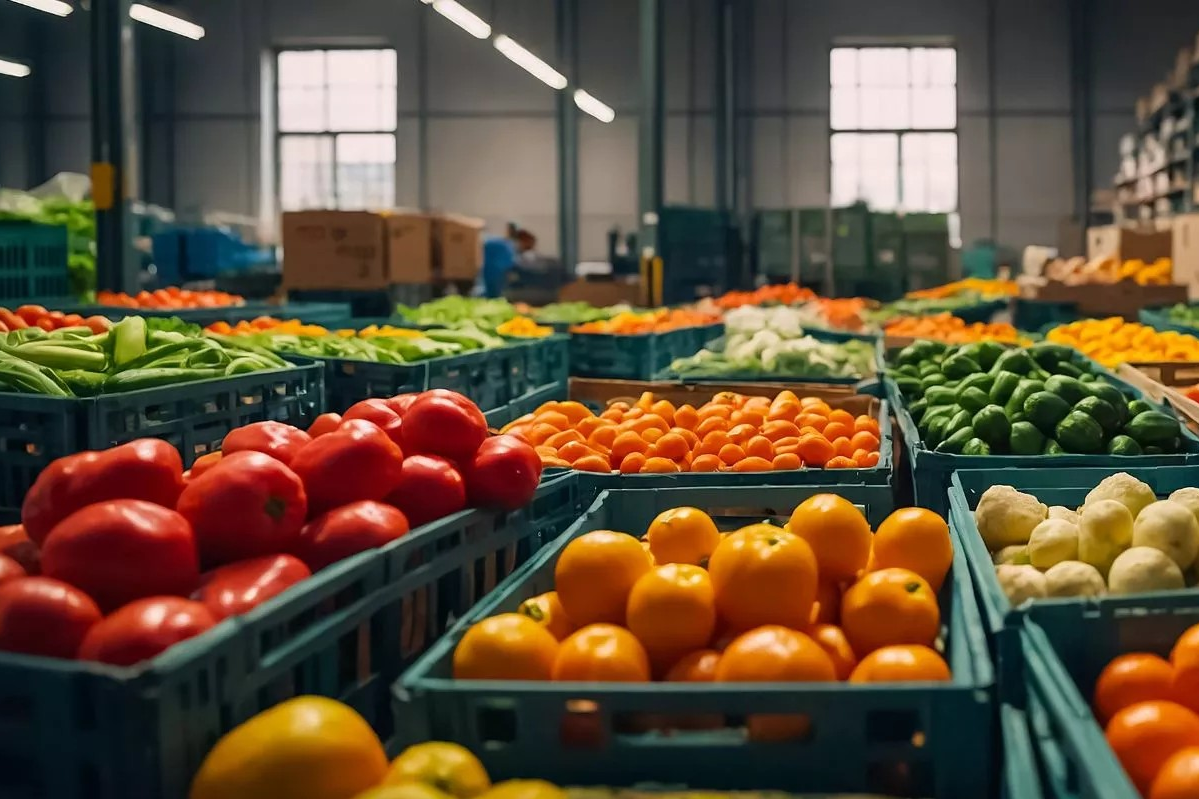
[1151,746,1199,799]
[554,531,651,626]
[812,579,841,625]
[788,493,873,582]
[848,644,950,683]
[517,591,575,640]
[552,624,651,682]
[626,564,717,668]
[806,623,858,680]
[840,568,940,655]
[1094,653,1178,724]
[453,613,559,680]
[665,649,721,682]
[1171,624,1199,715]
[708,527,818,632]
[873,507,953,591]
[645,506,721,566]
[1106,701,1199,795]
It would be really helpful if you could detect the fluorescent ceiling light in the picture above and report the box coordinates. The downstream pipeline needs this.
[494,35,566,90]
[7,0,72,16]
[0,58,31,78]
[431,0,490,39]
[574,90,615,123]
[129,3,205,39]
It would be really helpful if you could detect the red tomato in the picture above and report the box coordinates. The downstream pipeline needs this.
[0,524,38,575]
[83,315,112,334]
[62,314,85,327]
[77,597,217,666]
[0,576,101,659]
[0,554,25,585]
[15,304,47,325]
[193,554,311,620]
[386,393,420,417]
[221,421,312,467]
[465,434,542,511]
[289,419,405,515]
[387,455,467,527]
[401,392,487,461]
[342,399,404,446]
[295,501,410,571]
[176,451,308,567]
[40,500,200,612]
[45,311,66,327]
[35,317,56,332]
[0,309,26,330]
[307,412,343,438]
[188,451,223,481]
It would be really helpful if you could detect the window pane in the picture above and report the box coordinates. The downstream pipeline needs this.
[911,86,956,129]
[278,51,325,89]
[831,133,898,210]
[830,48,857,86]
[279,87,325,132]
[328,85,396,131]
[335,134,396,210]
[901,132,957,212]
[859,48,909,87]
[860,87,910,129]
[830,87,859,130]
[929,48,956,86]
[280,135,334,211]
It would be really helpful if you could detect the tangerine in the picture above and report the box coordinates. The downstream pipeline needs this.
[516,591,575,640]
[665,649,721,682]
[1151,746,1199,799]
[1094,653,1178,724]
[708,527,818,632]
[645,506,721,566]
[872,507,953,591]
[1172,624,1199,715]
[840,568,940,655]
[552,624,651,682]
[554,531,651,626]
[788,493,873,582]
[848,644,950,683]
[626,564,717,667]
[806,623,858,679]
[452,614,558,680]
[1106,701,1199,794]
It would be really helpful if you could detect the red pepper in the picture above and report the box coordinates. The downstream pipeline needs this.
[400,391,487,462]
[289,419,405,515]
[307,413,343,438]
[221,421,312,466]
[22,439,185,546]
[193,554,311,620]
[0,576,102,659]
[176,451,308,567]
[187,451,224,481]
[388,454,467,527]
[342,399,404,446]
[0,554,25,585]
[77,597,217,666]
[295,501,410,571]
[465,434,542,511]
[40,499,200,612]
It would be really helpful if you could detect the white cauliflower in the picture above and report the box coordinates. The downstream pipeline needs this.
[992,545,1031,566]
[1108,547,1185,595]
[1168,488,1199,527]
[1028,518,1080,569]
[1078,499,1134,576]
[1043,561,1107,598]
[1084,473,1156,519]
[996,564,1048,606]
[976,485,1048,551]
[1048,506,1080,524]
[1132,500,1199,570]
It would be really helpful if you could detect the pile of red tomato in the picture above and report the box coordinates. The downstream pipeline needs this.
[0,389,542,667]
[0,304,111,335]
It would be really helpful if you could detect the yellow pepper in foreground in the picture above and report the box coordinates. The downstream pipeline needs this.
[1047,318,1199,367]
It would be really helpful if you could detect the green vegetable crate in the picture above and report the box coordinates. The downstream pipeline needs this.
[0,473,579,799]
[0,222,71,300]
[657,328,881,386]
[0,359,323,521]
[393,483,994,797]
[570,324,722,379]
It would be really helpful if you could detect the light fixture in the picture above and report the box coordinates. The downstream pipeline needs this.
[0,58,32,78]
[493,35,567,90]
[6,0,72,16]
[129,3,205,39]
[573,90,615,123]
[430,0,490,39]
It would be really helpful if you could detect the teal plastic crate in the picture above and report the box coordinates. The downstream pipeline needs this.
[952,299,1008,325]
[0,359,323,521]
[487,382,570,429]
[569,324,720,380]
[0,222,70,300]
[1014,298,1080,332]
[425,347,528,413]
[516,334,569,393]
[656,329,881,385]
[1140,305,1199,336]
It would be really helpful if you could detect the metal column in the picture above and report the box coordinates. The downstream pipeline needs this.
[638,0,664,260]
[556,0,579,275]
[1069,0,1093,247]
[713,0,733,212]
[90,0,139,293]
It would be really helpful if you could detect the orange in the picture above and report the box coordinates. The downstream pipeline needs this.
[849,430,881,453]
[641,456,680,473]
[558,441,598,464]
[708,527,818,632]
[554,401,591,424]
[697,430,731,455]
[761,420,800,441]
[848,644,950,683]
[574,416,606,439]
[1094,653,1179,724]
[545,429,585,450]
[649,400,676,426]
[795,434,835,467]
[812,579,841,624]
[744,436,774,460]
[527,423,559,446]
[552,624,651,681]
[651,432,689,461]
[827,409,854,427]
[620,452,647,474]
[1106,701,1199,794]
[832,437,853,458]
[840,568,940,655]
[853,414,880,435]
[807,623,858,679]
[695,417,728,438]
[538,411,570,430]
[728,423,757,443]
[1171,624,1199,715]
[674,404,699,430]
[635,392,655,411]
[872,507,953,591]
[823,422,852,441]
[645,506,721,566]
[452,613,559,680]
[588,425,617,451]
[772,453,801,470]
[665,649,721,682]
[517,591,575,640]
[642,428,664,444]
[669,427,699,449]
[768,401,801,422]
[626,564,717,668]
[554,531,652,626]
[717,444,745,465]
[788,493,873,582]
[1151,747,1199,799]
[795,413,828,432]
[541,456,570,468]
[691,454,722,472]
[826,455,858,469]
[732,456,772,472]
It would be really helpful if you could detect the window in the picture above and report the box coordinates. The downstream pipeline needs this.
[830,46,957,213]
[276,48,397,211]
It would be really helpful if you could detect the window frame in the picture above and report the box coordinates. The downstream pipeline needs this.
[827,44,960,213]
[273,45,399,212]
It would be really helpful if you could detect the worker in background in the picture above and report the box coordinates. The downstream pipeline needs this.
[478,225,536,298]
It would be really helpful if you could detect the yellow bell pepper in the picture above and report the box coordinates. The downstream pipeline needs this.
[1047,319,1199,367]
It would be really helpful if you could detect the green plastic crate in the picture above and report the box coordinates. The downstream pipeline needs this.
[569,325,720,380]
[1140,306,1199,336]
[0,222,70,300]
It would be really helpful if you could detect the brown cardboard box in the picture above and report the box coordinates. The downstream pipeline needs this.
[1085,225,1172,262]
[1021,278,1186,319]
[1172,213,1199,299]
[557,278,642,306]
[432,214,484,281]
[282,210,432,289]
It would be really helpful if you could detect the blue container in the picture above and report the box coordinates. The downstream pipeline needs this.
[569,324,720,380]
[0,474,580,799]
[1139,306,1199,336]
[394,483,994,797]
[0,222,70,300]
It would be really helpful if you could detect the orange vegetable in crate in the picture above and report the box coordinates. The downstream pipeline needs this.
[516,591,575,641]
[1151,747,1199,799]
[1094,653,1179,724]
[452,613,559,681]
[788,494,872,583]
[708,526,818,632]
[554,531,651,626]
[840,568,940,656]
[625,563,717,669]
[380,741,492,797]
[848,644,950,683]
[806,623,858,680]
[1106,700,1199,795]
[552,623,651,681]
[1172,625,1199,715]
[871,507,954,591]
[644,506,721,566]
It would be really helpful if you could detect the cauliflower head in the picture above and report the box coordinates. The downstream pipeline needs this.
[976,485,1047,551]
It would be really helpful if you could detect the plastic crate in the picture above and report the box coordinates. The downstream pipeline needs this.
[569,324,721,380]
[487,382,570,430]
[951,299,1008,325]
[426,347,528,415]
[0,360,323,521]
[519,335,569,392]
[1013,298,1080,332]
[1139,306,1199,336]
[656,328,880,385]
[394,483,994,797]
[947,465,1199,694]
[0,222,70,300]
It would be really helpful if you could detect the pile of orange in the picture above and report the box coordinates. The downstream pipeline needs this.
[570,308,720,335]
[1093,625,1199,797]
[452,495,954,739]
[501,391,882,474]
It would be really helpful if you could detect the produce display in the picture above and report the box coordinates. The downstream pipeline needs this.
[399,296,516,328]
[570,308,720,334]
[665,305,876,379]
[215,320,507,364]
[208,317,336,337]
[981,474,1199,603]
[713,283,816,309]
[453,497,953,694]
[528,301,629,325]
[0,390,542,666]
[0,196,96,296]
[1164,303,1199,330]
[867,293,1006,324]
[506,391,882,473]
[96,288,246,309]
[1048,318,1199,368]
[0,303,110,335]
[494,317,553,337]
[906,278,1018,299]
[890,339,1185,456]
[883,312,1027,345]
[1044,255,1173,286]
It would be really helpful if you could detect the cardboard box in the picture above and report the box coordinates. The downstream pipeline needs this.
[1020,278,1186,319]
[432,214,483,281]
[282,210,432,289]
[557,278,642,307]
[1085,224,1172,262]
[1172,213,1199,299]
